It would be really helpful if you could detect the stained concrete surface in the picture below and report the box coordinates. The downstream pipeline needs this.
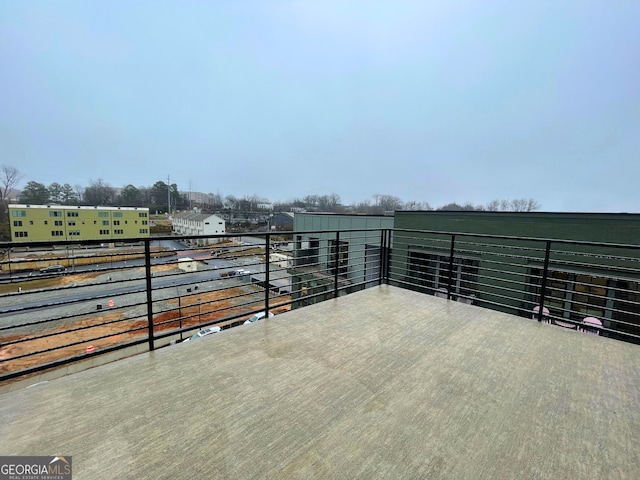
[1,285,639,479]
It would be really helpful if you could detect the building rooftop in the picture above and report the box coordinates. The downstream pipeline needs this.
[1,285,639,479]
[9,204,149,211]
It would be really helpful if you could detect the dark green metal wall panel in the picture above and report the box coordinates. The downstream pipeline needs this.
[394,211,640,244]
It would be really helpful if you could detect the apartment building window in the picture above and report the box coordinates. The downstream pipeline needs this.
[68,221,76,226]
[113,212,123,217]
[44,221,48,225]
[12,210,27,217]
[99,229,110,235]
[407,251,436,288]
[329,240,349,276]
[13,220,22,227]
[139,228,148,234]
[98,212,109,218]
[528,269,608,322]
[113,220,120,225]
[611,280,640,340]
[142,220,148,225]
[67,211,79,217]
[69,230,80,236]
[14,231,28,238]
[49,211,62,217]
[114,229,124,234]
[407,251,479,297]
[573,275,608,318]
[54,220,62,226]
[102,220,109,226]
[139,212,148,217]
[51,230,64,237]
[295,236,320,266]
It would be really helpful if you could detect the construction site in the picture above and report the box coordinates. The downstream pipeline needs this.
[0,242,292,381]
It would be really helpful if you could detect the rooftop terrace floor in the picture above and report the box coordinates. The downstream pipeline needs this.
[1,285,639,479]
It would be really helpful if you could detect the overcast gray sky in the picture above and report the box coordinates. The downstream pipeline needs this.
[1,1,638,212]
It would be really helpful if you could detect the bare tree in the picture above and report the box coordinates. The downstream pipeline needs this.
[372,194,404,214]
[354,199,372,213]
[0,165,22,223]
[511,198,541,212]
[486,200,500,211]
[403,201,432,211]
[317,193,341,212]
[303,195,319,208]
[84,178,115,206]
[73,184,85,204]
[485,198,540,212]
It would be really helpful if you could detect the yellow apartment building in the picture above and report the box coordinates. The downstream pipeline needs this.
[9,204,150,242]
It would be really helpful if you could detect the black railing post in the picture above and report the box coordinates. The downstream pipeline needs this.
[333,231,340,298]
[265,233,270,316]
[384,229,391,284]
[537,241,552,322]
[178,295,183,341]
[379,229,386,286]
[144,238,155,351]
[447,234,456,300]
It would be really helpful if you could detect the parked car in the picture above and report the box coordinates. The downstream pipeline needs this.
[244,311,275,325]
[183,326,221,342]
[219,268,250,278]
[39,265,66,274]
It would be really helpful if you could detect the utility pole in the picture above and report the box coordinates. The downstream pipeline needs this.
[167,175,171,214]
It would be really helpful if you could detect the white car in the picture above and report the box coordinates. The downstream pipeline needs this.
[243,311,275,325]
[183,326,221,342]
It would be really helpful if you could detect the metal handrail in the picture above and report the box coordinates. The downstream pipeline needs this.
[1,228,639,383]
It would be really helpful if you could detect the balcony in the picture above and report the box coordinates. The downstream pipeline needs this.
[2,284,640,478]
[1,230,639,478]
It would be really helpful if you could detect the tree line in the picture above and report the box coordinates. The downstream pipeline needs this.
[274,194,540,215]
[0,164,540,237]
[14,178,188,213]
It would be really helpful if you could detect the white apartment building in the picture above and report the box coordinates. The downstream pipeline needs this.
[171,210,226,246]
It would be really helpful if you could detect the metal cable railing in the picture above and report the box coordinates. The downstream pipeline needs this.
[1,228,639,382]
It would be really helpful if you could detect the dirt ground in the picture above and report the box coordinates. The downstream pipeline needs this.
[0,245,175,277]
[0,266,290,378]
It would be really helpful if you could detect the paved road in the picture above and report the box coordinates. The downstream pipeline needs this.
[0,239,223,281]
[0,240,273,330]
[0,264,258,314]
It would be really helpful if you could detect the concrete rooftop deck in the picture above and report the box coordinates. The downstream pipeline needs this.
[1,285,640,479]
